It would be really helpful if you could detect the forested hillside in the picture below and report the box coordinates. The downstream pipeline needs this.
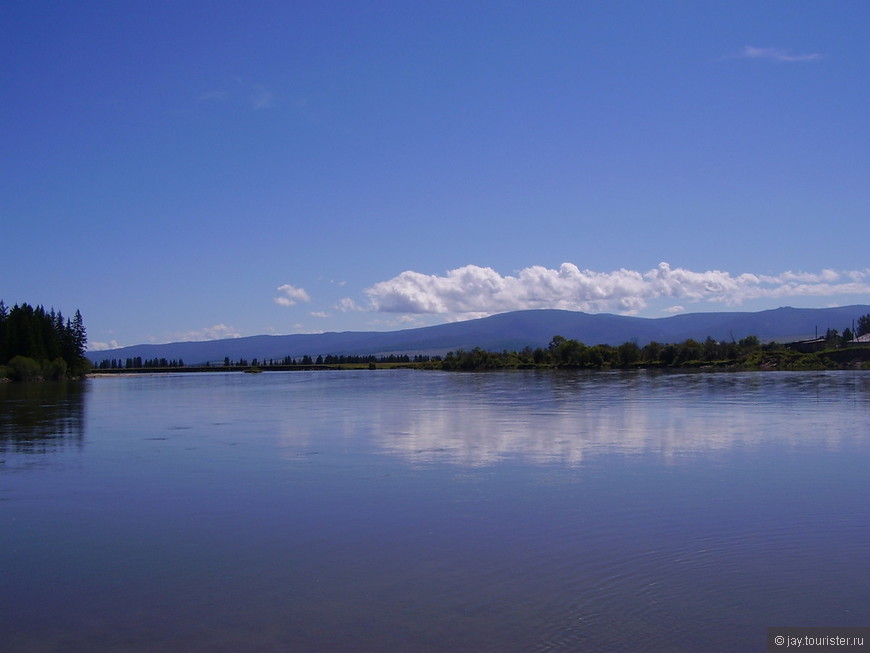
[88,305,870,365]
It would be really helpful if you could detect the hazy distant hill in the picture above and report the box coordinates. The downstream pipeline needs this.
[88,305,870,365]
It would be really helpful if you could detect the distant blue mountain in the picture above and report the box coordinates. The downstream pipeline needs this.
[88,305,870,364]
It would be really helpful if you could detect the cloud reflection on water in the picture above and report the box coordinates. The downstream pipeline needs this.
[364,372,869,467]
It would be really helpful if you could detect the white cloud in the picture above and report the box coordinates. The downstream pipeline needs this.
[363,262,870,319]
[88,339,121,351]
[179,324,242,341]
[310,311,329,318]
[732,46,823,63]
[147,324,242,344]
[336,297,361,312]
[291,324,324,334]
[275,284,311,307]
[366,314,430,329]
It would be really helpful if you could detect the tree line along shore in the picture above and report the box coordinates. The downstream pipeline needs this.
[4,300,868,381]
[95,324,870,374]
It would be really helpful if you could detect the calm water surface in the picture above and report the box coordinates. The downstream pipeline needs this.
[1,370,868,652]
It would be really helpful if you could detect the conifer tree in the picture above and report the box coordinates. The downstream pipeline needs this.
[0,301,89,378]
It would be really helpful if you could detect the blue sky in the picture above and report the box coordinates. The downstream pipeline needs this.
[2,1,868,350]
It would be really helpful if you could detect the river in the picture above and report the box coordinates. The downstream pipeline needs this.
[1,370,868,651]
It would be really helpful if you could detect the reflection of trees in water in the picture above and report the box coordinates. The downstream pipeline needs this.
[0,381,86,453]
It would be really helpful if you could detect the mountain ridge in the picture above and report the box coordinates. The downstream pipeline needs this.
[87,305,870,365]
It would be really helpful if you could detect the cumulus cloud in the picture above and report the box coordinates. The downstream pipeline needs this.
[732,46,823,63]
[274,284,311,307]
[363,262,870,319]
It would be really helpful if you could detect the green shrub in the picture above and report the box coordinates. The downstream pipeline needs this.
[8,355,42,381]
[46,357,69,380]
